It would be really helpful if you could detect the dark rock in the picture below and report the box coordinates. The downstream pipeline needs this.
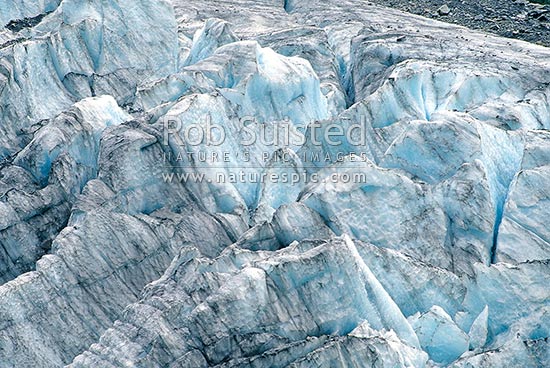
[5,12,48,32]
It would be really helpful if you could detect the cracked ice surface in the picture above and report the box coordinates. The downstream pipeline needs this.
[0,0,549,367]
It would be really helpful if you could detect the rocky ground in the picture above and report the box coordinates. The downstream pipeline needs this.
[370,0,550,46]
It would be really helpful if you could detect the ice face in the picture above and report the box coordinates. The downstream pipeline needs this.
[0,0,549,367]
[14,96,130,186]
[468,305,489,350]
[184,18,239,67]
[408,305,470,364]
[69,236,424,367]
[0,96,130,285]
[0,0,178,158]
[496,137,550,263]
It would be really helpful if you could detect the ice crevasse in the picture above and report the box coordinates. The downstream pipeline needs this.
[0,0,548,367]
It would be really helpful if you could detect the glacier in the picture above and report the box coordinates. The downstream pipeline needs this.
[0,0,549,367]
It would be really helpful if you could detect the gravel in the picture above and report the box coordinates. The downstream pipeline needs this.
[369,0,550,47]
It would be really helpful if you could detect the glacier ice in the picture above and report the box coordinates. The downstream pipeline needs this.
[0,0,549,367]
[184,18,239,67]
[0,96,130,284]
[0,0,60,28]
[408,305,469,364]
[69,236,425,367]
[497,164,550,263]
[468,305,489,350]
[0,0,178,158]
